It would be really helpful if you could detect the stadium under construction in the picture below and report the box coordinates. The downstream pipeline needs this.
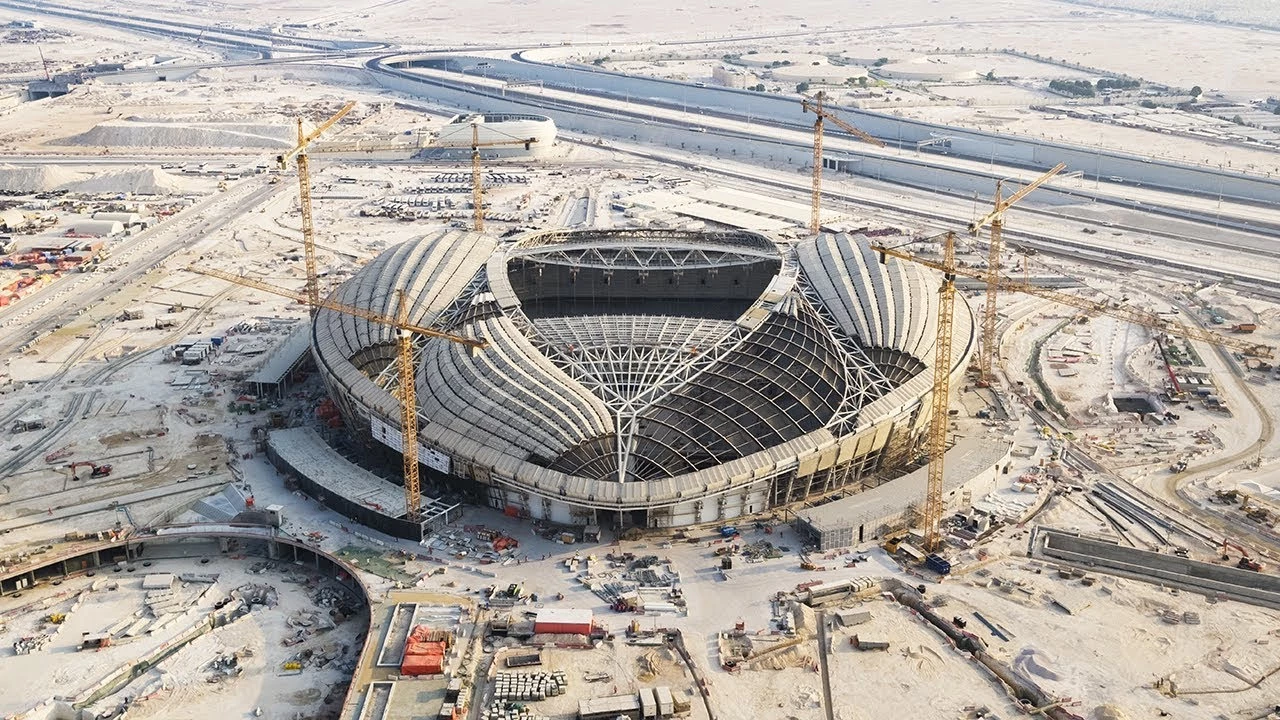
[277,227,977,535]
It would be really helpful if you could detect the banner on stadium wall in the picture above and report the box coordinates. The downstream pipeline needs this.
[371,417,451,474]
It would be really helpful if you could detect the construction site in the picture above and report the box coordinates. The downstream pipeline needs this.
[1,1,1280,719]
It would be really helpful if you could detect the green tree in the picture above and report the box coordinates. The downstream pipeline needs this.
[985,70,996,81]
[1232,114,1245,125]
[1190,85,1202,97]
[858,76,868,87]
[796,82,810,93]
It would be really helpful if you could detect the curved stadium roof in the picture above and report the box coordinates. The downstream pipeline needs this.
[313,228,974,498]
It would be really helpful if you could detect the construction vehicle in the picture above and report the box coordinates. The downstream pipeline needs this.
[801,91,885,234]
[966,163,1067,385]
[1222,538,1264,571]
[79,633,112,651]
[873,232,1274,552]
[46,613,66,624]
[67,461,112,480]
[187,266,486,523]
[275,101,357,313]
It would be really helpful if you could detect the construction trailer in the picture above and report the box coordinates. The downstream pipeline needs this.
[654,686,675,716]
[533,608,592,635]
[639,688,657,719]
[578,694,641,720]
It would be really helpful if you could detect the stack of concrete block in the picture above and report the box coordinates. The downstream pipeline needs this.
[493,670,567,701]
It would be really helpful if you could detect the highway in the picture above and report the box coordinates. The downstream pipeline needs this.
[367,61,1280,258]
[0,0,383,53]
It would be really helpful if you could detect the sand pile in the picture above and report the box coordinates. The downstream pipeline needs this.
[56,121,293,149]
[0,164,89,193]
[60,168,192,195]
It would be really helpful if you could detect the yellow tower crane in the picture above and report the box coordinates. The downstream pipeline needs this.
[188,266,488,523]
[924,232,958,552]
[967,162,1067,385]
[874,239,1274,550]
[801,91,886,234]
[467,121,538,232]
[276,101,357,313]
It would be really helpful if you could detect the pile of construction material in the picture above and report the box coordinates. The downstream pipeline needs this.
[234,583,278,607]
[479,700,548,720]
[400,625,453,677]
[206,651,245,681]
[493,670,568,701]
[582,552,684,613]
[13,634,51,654]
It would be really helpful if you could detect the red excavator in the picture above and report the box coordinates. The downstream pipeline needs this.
[67,461,112,481]
[1221,538,1263,572]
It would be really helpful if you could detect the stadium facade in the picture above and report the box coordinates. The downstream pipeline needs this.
[312,228,976,529]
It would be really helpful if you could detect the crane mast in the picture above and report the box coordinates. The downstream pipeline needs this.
[923,232,957,552]
[186,266,488,525]
[968,162,1067,384]
[296,127,320,312]
[395,291,422,521]
[466,121,538,232]
[980,181,1004,386]
[801,91,885,234]
[275,101,356,313]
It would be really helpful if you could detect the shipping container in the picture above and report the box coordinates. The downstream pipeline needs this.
[655,686,675,716]
[640,688,657,719]
[925,553,952,575]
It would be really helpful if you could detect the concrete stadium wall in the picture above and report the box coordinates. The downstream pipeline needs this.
[0,529,370,598]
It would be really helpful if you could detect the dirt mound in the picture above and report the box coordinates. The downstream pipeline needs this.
[60,168,192,195]
[1094,706,1131,720]
[55,121,293,149]
[0,163,88,193]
